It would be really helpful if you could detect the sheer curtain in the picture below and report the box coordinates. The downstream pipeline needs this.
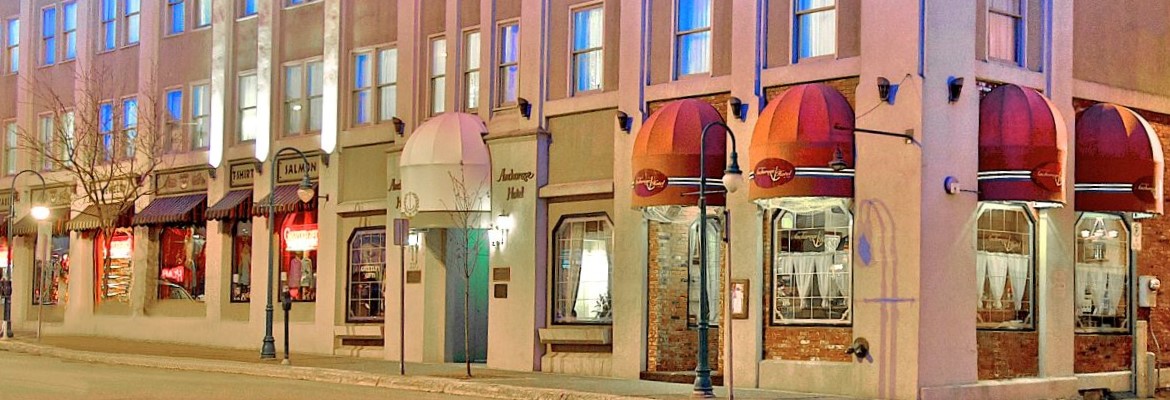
[1090,268,1107,315]
[793,254,817,309]
[1074,263,1091,312]
[1104,267,1125,317]
[1006,254,1029,311]
[831,251,851,299]
[976,251,989,304]
[814,253,834,308]
[985,253,1008,309]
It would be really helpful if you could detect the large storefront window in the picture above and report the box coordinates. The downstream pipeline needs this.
[231,221,252,303]
[31,233,69,305]
[347,227,385,322]
[687,217,722,327]
[553,216,613,324]
[95,228,134,303]
[771,202,852,324]
[157,226,207,301]
[975,204,1034,329]
[1074,213,1130,333]
[280,211,317,302]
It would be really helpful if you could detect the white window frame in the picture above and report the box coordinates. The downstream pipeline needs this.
[428,35,446,117]
[237,71,257,142]
[62,1,76,61]
[3,120,16,175]
[975,202,1036,330]
[195,0,212,29]
[673,0,711,78]
[463,29,480,112]
[120,96,137,160]
[124,0,140,46]
[166,0,186,36]
[40,5,56,67]
[769,203,853,325]
[570,4,604,95]
[38,113,53,171]
[1074,213,1132,334]
[376,47,397,122]
[4,17,17,74]
[190,83,210,149]
[495,21,519,108]
[351,50,373,126]
[164,86,183,153]
[987,0,1025,66]
[552,214,614,325]
[282,58,323,136]
[792,0,837,62]
[61,110,74,167]
[98,0,116,52]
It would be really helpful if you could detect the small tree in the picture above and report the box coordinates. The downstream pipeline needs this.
[18,66,166,304]
[443,170,489,378]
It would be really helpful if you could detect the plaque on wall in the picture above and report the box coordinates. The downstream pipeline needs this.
[275,152,323,184]
[492,268,510,282]
[406,270,422,284]
[31,184,75,208]
[493,284,508,299]
[154,167,210,196]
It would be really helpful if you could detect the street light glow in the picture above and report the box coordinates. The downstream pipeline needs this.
[30,205,50,221]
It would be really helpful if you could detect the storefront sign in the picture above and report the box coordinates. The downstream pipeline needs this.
[109,235,133,260]
[283,224,319,251]
[155,168,210,196]
[1134,176,1158,203]
[390,178,402,191]
[161,266,186,282]
[406,270,422,284]
[751,158,796,188]
[276,154,321,184]
[633,169,669,197]
[31,184,74,208]
[0,190,12,214]
[498,169,533,201]
[1030,162,1063,191]
[229,161,257,188]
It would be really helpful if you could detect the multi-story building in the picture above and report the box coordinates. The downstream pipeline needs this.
[1,1,1169,399]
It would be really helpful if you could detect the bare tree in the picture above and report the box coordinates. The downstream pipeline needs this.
[443,170,489,378]
[17,65,167,302]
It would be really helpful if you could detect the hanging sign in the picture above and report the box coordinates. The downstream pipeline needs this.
[284,224,319,252]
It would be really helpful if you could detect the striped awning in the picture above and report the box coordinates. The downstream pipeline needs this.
[0,214,8,237]
[131,194,207,226]
[12,208,70,236]
[206,190,253,221]
[252,184,317,217]
[65,204,134,232]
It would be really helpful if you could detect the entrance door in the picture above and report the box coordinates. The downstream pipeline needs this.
[444,228,489,363]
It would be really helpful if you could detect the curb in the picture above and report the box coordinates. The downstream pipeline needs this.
[0,341,641,400]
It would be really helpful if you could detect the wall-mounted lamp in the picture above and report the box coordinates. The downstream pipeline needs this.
[947,76,965,103]
[517,97,532,119]
[829,147,848,172]
[489,213,514,247]
[727,97,748,121]
[406,230,421,247]
[391,117,405,137]
[877,77,899,104]
[207,165,218,179]
[615,110,632,133]
[320,153,331,167]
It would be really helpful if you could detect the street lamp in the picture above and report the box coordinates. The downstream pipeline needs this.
[694,121,742,398]
[261,148,316,359]
[4,169,48,339]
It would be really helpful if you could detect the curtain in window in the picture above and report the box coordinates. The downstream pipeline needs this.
[1006,253,1028,311]
[985,252,1008,309]
[575,238,610,319]
[831,251,850,298]
[1104,267,1125,317]
[557,222,583,321]
[814,253,834,307]
[1089,267,1107,315]
[976,251,988,303]
[793,254,817,309]
[1075,263,1090,312]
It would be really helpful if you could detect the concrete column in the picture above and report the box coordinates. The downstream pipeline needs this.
[207,0,236,170]
[253,0,279,162]
[395,0,419,132]
[312,0,343,350]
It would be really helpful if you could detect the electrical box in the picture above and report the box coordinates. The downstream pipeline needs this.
[1139,275,1160,308]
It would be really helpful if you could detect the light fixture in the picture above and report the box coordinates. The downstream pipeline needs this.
[391,117,405,137]
[496,213,515,231]
[615,110,632,133]
[722,153,743,193]
[406,231,421,247]
[30,205,50,221]
[292,104,303,111]
[876,76,898,104]
[490,214,513,247]
[517,97,532,119]
[488,227,505,247]
[829,147,848,172]
[295,175,316,204]
[727,97,748,121]
[947,76,965,103]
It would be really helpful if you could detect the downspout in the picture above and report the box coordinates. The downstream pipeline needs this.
[917,0,925,77]
[638,0,650,118]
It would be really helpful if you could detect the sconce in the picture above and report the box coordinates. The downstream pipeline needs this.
[828,147,848,172]
[391,117,405,137]
[615,110,632,133]
[877,77,899,104]
[407,230,421,247]
[489,213,514,247]
[517,97,532,119]
[947,76,965,103]
[727,97,748,121]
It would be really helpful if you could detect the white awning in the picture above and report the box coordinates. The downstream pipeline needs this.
[400,113,492,215]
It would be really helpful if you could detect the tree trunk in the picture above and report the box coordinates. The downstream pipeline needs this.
[464,273,471,378]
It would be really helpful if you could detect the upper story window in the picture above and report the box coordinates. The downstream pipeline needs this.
[377,49,398,122]
[572,6,603,94]
[122,97,138,159]
[429,37,446,116]
[794,0,836,61]
[164,88,182,153]
[125,0,140,45]
[38,115,53,171]
[167,0,186,35]
[352,52,372,125]
[191,84,209,149]
[987,0,1022,64]
[674,0,710,76]
[350,48,398,126]
[771,202,852,325]
[238,72,257,141]
[196,0,212,28]
[1074,213,1130,333]
[975,203,1034,330]
[99,101,114,161]
[5,18,18,74]
[553,216,613,325]
[464,31,480,111]
[61,111,74,166]
[4,120,16,175]
[496,23,519,107]
[41,7,56,66]
[285,0,320,7]
[283,60,323,136]
[99,0,116,51]
[62,2,76,61]
[240,0,257,18]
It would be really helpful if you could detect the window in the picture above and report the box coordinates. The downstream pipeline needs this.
[3,121,15,175]
[230,221,252,302]
[96,228,134,303]
[99,101,113,161]
[283,60,323,136]
[571,7,603,94]
[285,0,320,7]
[167,0,185,35]
[41,7,56,66]
[987,0,1022,64]
[347,228,386,322]
[377,48,397,121]
[496,23,519,106]
[122,98,137,159]
[687,217,722,327]
[279,211,317,302]
[5,18,17,73]
[238,73,257,141]
[975,203,1034,329]
[99,0,116,51]
[62,2,76,61]
[429,37,446,116]
[157,226,206,301]
[191,84,209,149]
[352,52,372,125]
[38,115,53,171]
[1075,213,1130,333]
[61,111,73,166]
[196,0,212,28]
[794,0,836,60]
[464,31,480,110]
[675,0,710,76]
[125,0,140,44]
[553,216,613,324]
[240,0,257,18]
[164,88,182,153]
[771,202,852,324]
[32,233,69,306]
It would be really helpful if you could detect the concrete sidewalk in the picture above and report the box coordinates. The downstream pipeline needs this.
[0,335,858,400]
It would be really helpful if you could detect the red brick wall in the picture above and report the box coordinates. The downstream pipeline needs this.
[977,330,1039,380]
[1075,334,1133,373]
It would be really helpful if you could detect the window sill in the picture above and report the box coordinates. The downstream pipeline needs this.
[538,325,612,345]
[237,14,258,22]
[283,2,322,11]
[793,53,838,65]
[769,321,852,327]
[121,43,140,49]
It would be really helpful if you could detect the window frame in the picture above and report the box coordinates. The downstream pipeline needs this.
[40,5,57,67]
[5,17,18,74]
[61,1,76,62]
[350,49,374,127]
[163,86,183,154]
[463,29,481,112]
[237,71,258,143]
[281,58,324,137]
[975,202,1037,331]
[98,0,117,52]
[791,0,838,62]
[672,0,712,78]
[194,0,212,29]
[551,213,615,326]
[768,204,854,326]
[229,220,253,303]
[124,0,140,46]
[345,226,387,323]
[37,113,54,171]
[238,0,258,19]
[685,213,723,328]
[166,0,186,36]
[495,21,520,108]
[375,47,398,123]
[986,0,1025,66]
[284,0,321,9]
[190,82,210,150]
[3,119,16,175]
[428,35,447,117]
[1073,212,1133,334]
[570,4,604,96]
[98,100,115,162]
[120,96,138,160]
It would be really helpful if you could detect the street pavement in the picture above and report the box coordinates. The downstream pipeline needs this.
[0,351,490,400]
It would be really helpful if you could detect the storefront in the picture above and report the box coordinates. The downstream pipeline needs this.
[207,161,256,305]
[14,184,73,322]
[132,168,211,305]
[253,154,321,308]
[66,204,135,312]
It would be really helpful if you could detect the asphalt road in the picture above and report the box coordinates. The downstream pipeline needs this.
[0,352,489,400]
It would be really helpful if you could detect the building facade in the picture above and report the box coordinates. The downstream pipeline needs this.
[1,1,1170,399]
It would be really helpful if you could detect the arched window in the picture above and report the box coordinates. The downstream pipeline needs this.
[553,215,613,324]
[347,227,386,323]
[771,201,852,324]
[975,203,1035,329]
[1074,213,1129,333]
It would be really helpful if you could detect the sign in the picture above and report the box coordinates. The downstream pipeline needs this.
[731,279,749,319]
[155,168,210,196]
[283,224,319,251]
[1133,222,1143,251]
[229,161,257,188]
[31,184,74,208]
[633,169,669,197]
[275,153,322,184]
[498,169,533,201]
[0,190,12,214]
[1030,162,1063,192]
[751,158,796,188]
[109,235,133,259]
[161,266,186,282]
[1134,176,1158,203]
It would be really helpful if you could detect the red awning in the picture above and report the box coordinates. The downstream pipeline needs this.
[252,184,318,216]
[131,194,207,226]
[1075,103,1164,214]
[206,190,254,221]
[749,83,855,201]
[12,208,70,236]
[978,84,1068,204]
[631,99,727,208]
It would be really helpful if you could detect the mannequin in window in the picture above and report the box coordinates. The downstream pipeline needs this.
[299,251,315,300]
[238,244,251,288]
[183,230,197,292]
[288,253,302,300]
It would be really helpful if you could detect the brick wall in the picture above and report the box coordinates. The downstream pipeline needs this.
[977,330,1040,380]
[1075,334,1133,373]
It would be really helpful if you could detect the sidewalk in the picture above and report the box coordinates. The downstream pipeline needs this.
[0,334,858,400]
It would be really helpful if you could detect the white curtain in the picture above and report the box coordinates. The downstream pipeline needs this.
[793,254,817,309]
[1104,267,1125,317]
[1074,263,1091,312]
[1006,254,1029,311]
[1089,268,1108,315]
[985,253,1008,309]
[831,251,851,298]
[814,253,834,307]
[976,251,989,304]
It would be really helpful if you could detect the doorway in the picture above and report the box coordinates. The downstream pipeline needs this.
[444,228,489,363]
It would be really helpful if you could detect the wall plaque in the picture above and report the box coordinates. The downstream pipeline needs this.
[492,268,510,282]
[406,270,422,284]
[275,152,322,184]
[494,284,508,299]
[154,168,210,196]
[229,161,257,188]
[31,184,74,208]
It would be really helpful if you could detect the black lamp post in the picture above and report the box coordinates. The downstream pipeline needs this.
[694,121,743,398]
[3,170,49,339]
[260,147,317,359]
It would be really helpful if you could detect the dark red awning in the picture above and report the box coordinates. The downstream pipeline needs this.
[1075,103,1164,214]
[978,84,1068,204]
[252,184,318,216]
[206,190,254,221]
[749,83,855,201]
[131,194,207,226]
[12,208,70,236]
[631,99,727,208]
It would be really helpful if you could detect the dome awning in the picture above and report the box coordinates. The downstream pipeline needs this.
[978,84,1068,205]
[748,83,855,201]
[400,113,491,216]
[631,99,727,208]
[1075,103,1164,214]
